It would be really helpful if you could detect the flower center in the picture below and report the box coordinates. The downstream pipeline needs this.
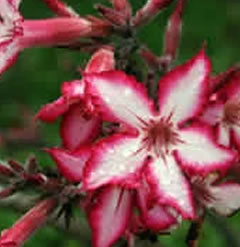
[140,117,182,158]
[223,100,240,126]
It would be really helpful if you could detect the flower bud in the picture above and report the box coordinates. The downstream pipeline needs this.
[0,198,58,247]
[132,0,174,27]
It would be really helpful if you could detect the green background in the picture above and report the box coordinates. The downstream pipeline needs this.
[0,0,240,246]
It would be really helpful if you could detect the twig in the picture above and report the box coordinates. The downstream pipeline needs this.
[186,214,205,247]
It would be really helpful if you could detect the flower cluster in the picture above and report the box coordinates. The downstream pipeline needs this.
[0,0,240,247]
[41,47,240,247]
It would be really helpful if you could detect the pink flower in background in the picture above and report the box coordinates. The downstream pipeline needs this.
[191,173,240,216]
[200,70,240,149]
[45,48,115,182]
[0,0,111,76]
[37,47,115,151]
[83,50,236,219]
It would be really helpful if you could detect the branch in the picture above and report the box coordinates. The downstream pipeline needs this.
[186,214,205,247]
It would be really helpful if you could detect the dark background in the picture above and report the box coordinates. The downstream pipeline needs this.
[0,0,240,246]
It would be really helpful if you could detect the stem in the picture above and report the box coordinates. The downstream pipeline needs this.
[186,214,205,247]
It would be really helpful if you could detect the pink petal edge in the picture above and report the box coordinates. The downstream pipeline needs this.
[158,49,211,125]
[87,186,132,247]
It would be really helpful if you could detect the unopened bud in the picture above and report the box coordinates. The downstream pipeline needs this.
[132,0,174,27]
[139,47,160,70]
[110,0,132,21]
[0,186,16,199]
[162,0,187,66]
[0,163,15,177]
[95,4,126,27]
[7,160,24,174]
[0,198,58,247]
[26,156,38,174]
[42,0,79,17]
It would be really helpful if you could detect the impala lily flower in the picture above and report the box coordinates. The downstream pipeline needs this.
[0,0,111,76]
[200,70,240,148]
[37,47,114,151]
[191,174,240,216]
[83,50,236,219]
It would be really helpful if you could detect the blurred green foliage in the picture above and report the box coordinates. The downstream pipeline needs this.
[0,0,240,246]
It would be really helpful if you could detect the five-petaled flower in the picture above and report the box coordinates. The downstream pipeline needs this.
[83,50,236,219]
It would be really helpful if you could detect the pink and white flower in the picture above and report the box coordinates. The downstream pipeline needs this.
[191,173,240,216]
[83,50,236,219]
[37,47,115,151]
[200,70,240,149]
[0,0,111,76]
[46,48,115,182]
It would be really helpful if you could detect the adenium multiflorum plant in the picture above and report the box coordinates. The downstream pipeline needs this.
[0,0,240,247]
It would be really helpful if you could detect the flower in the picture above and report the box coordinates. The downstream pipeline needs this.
[200,70,240,149]
[0,0,23,75]
[83,50,236,219]
[191,173,240,216]
[45,48,115,181]
[0,0,111,76]
[37,47,114,151]
[85,179,180,247]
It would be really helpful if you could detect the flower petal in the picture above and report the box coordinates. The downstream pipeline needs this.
[85,71,155,129]
[88,186,132,247]
[36,97,69,122]
[207,182,240,216]
[61,80,85,99]
[61,104,101,150]
[142,205,179,232]
[137,183,179,231]
[47,146,90,182]
[158,49,210,124]
[232,125,240,150]
[85,47,115,73]
[0,0,23,75]
[84,134,146,190]
[146,155,194,219]
[0,41,20,76]
[199,102,224,125]
[217,70,240,102]
[176,125,236,175]
[216,124,230,147]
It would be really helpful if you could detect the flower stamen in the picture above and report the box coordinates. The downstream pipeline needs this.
[140,116,183,158]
